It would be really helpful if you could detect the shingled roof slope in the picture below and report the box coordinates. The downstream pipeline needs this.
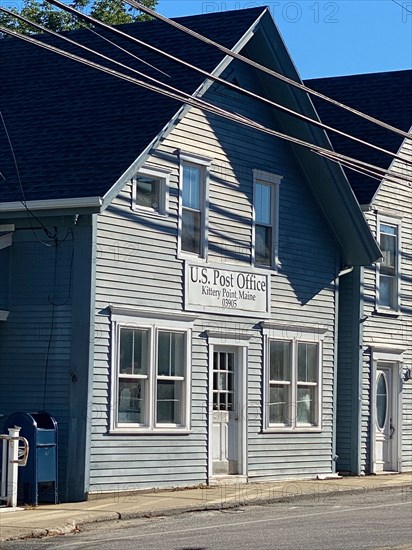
[306,70,412,205]
[0,7,265,203]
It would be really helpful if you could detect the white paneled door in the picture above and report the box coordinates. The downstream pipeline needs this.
[374,365,399,472]
[212,348,240,475]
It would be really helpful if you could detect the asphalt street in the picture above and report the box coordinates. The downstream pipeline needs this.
[3,487,412,550]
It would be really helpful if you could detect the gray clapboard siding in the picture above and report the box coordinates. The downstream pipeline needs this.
[359,138,412,473]
[0,222,73,499]
[90,63,340,492]
[0,246,10,310]
[336,267,362,473]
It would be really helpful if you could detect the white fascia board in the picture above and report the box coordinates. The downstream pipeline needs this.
[368,124,412,206]
[0,224,15,232]
[101,11,266,211]
[259,22,380,264]
[0,310,9,321]
[0,197,103,212]
[0,232,13,250]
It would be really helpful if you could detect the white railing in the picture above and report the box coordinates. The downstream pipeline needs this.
[0,426,29,507]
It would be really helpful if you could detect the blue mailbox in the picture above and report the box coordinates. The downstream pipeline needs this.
[4,412,58,505]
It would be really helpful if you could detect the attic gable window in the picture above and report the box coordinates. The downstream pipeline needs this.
[377,216,401,313]
[252,170,282,269]
[132,165,171,216]
[178,151,211,260]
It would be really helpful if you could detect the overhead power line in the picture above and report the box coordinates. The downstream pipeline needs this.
[0,8,184,97]
[391,0,412,15]
[127,0,412,143]
[42,0,412,173]
[0,109,56,242]
[44,0,412,168]
[1,24,409,189]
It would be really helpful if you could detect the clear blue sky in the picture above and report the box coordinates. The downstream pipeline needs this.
[157,0,412,79]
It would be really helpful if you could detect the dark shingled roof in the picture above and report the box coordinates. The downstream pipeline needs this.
[306,70,412,205]
[0,7,265,203]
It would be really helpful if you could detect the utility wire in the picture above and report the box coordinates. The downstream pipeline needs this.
[45,0,412,168]
[391,0,412,14]
[0,8,181,95]
[85,25,171,78]
[127,0,412,142]
[1,24,409,189]
[0,109,56,243]
[1,8,288,163]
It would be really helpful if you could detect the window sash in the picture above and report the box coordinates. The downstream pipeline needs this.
[118,377,147,425]
[255,182,272,225]
[255,224,272,266]
[135,176,161,211]
[182,208,201,255]
[268,381,291,425]
[182,165,201,210]
[133,166,170,215]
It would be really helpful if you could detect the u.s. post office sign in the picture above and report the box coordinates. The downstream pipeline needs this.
[184,263,271,317]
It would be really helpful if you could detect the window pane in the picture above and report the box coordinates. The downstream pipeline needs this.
[255,182,271,225]
[270,341,290,381]
[157,380,182,424]
[158,332,184,377]
[255,224,271,265]
[376,373,388,430]
[118,379,145,424]
[298,343,317,383]
[297,386,316,424]
[380,233,396,275]
[182,165,201,209]
[182,209,201,254]
[381,223,397,236]
[379,275,396,308]
[269,385,288,424]
[120,328,148,375]
[136,176,160,210]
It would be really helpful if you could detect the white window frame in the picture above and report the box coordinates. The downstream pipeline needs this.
[132,164,171,216]
[262,323,326,432]
[178,150,211,260]
[252,170,282,270]
[109,309,194,434]
[376,214,401,314]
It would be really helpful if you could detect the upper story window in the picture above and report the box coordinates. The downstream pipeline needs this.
[132,165,171,216]
[179,151,211,259]
[377,216,401,313]
[110,311,194,433]
[262,323,326,432]
[253,170,282,269]
[182,165,202,254]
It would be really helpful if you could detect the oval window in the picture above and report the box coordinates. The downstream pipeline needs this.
[376,372,387,430]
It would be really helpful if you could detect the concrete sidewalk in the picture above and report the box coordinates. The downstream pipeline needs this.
[1,473,411,542]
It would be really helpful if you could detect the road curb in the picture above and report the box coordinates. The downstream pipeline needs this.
[2,480,411,542]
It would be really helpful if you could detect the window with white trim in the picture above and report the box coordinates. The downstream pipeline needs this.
[263,325,323,431]
[377,217,401,312]
[112,318,191,432]
[132,165,170,215]
[253,170,281,268]
[179,151,211,258]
